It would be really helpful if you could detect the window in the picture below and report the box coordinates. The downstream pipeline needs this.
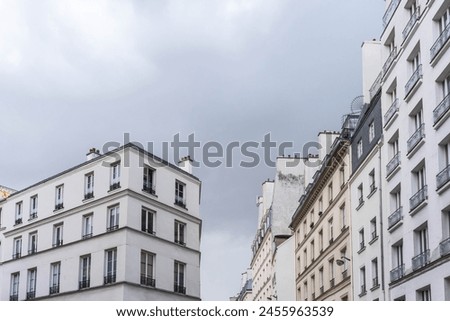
[82,214,93,239]
[310,210,314,228]
[141,208,155,235]
[50,262,61,295]
[340,247,348,274]
[369,121,375,142]
[107,205,120,232]
[53,224,63,247]
[329,258,335,287]
[55,185,64,210]
[442,74,450,100]
[110,162,121,190]
[319,267,324,294]
[359,267,367,296]
[391,241,404,281]
[391,186,401,212]
[311,274,316,299]
[328,183,333,204]
[28,232,37,255]
[359,229,365,252]
[339,166,345,188]
[416,226,429,256]
[174,261,186,294]
[0,207,2,228]
[310,241,315,262]
[390,137,399,158]
[175,180,186,207]
[104,248,117,284]
[27,269,37,300]
[30,195,38,219]
[84,173,94,199]
[79,255,91,289]
[328,218,334,244]
[340,203,346,230]
[13,237,22,259]
[318,197,323,214]
[369,170,376,194]
[303,248,308,270]
[411,163,427,212]
[417,286,431,301]
[140,251,155,287]
[411,51,421,73]
[437,141,450,189]
[370,218,377,241]
[357,139,363,158]
[318,229,324,253]
[15,202,23,225]
[143,167,155,194]
[439,7,450,34]
[303,281,308,301]
[357,184,364,207]
[10,273,20,301]
[174,221,186,246]
[372,258,379,289]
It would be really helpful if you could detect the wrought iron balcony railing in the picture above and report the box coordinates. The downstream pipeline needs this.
[434,93,450,125]
[174,283,186,295]
[79,280,91,290]
[407,124,425,154]
[386,152,401,176]
[412,250,430,271]
[409,185,427,212]
[388,207,403,229]
[390,264,405,282]
[437,164,450,190]
[383,47,397,75]
[440,237,450,257]
[143,184,156,195]
[106,225,119,232]
[26,291,36,300]
[384,98,399,125]
[382,0,401,29]
[431,22,450,61]
[369,72,382,99]
[403,7,420,40]
[405,65,423,97]
[49,285,60,295]
[104,273,117,285]
[141,275,156,287]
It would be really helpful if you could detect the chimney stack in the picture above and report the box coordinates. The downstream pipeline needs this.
[178,156,194,174]
[86,148,101,161]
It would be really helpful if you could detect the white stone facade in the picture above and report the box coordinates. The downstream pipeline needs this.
[0,144,201,301]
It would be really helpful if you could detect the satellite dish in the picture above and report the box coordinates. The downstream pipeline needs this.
[350,95,364,114]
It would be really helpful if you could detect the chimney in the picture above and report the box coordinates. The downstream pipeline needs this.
[86,148,101,161]
[178,156,194,174]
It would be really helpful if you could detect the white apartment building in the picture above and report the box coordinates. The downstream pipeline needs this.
[0,144,202,301]
[249,156,315,301]
[376,0,450,300]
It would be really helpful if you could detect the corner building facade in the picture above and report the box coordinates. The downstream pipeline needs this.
[0,144,201,301]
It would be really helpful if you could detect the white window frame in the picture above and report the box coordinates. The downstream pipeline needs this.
[174,261,186,293]
[29,232,38,255]
[15,202,23,224]
[13,237,22,259]
[50,262,61,294]
[107,205,120,232]
[175,180,186,207]
[140,251,155,286]
[105,248,117,284]
[357,139,363,158]
[55,185,64,209]
[27,268,37,298]
[53,224,63,247]
[143,166,155,194]
[84,172,94,199]
[110,162,121,188]
[10,273,20,300]
[82,214,93,239]
[79,255,91,289]
[141,208,155,235]
[30,195,38,219]
[174,220,186,246]
[369,121,375,142]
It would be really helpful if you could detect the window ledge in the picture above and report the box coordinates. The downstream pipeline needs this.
[369,236,379,246]
[367,188,377,199]
[356,201,365,211]
[357,246,366,255]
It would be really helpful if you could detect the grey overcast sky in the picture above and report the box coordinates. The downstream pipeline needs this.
[0,0,384,300]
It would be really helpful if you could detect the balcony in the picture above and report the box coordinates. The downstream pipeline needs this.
[369,72,382,99]
[434,93,450,126]
[382,47,397,76]
[407,124,425,155]
[143,184,156,195]
[437,164,450,191]
[49,285,60,295]
[388,207,403,230]
[412,250,430,271]
[409,185,427,213]
[104,273,117,285]
[174,283,186,295]
[402,7,420,41]
[26,291,36,300]
[79,280,91,290]
[431,22,450,62]
[390,264,405,282]
[382,0,401,29]
[386,152,401,177]
[440,237,450,257]
[384,99,399,127]
[140,275,156,287]
[405,65,422,98]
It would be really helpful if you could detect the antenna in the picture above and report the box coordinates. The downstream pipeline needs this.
[350,95,364,114]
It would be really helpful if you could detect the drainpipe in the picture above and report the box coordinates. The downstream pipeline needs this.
[377,142,387,301]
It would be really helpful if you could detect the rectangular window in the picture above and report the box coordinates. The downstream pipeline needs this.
[328,218,334,244]
[369,170,376,194]
[27,269,37,300]
[359,229,365,251]
[82,214,93,239]
[303,248,308,270]
[339,166,345,188]
[55,185,64,210]
[393,242,404,268]
[319,267,324,294]
[84,173,95,200]
[174,261,186,294]
[141,208,155,235]
[417,286,432,301]
[50,262,61,295]
[15,202,23,224]
[357,139,363,158]
[79,255,91,290]
[110,162,121,190]
[104,248,117,284]
[28,232,38,255]
[140,251,155,287]
[318,197,323,214]
[10,273,20,301]
[13,237,22,259]
[174,221,186,246]
[369,121,375,142]
[107,205,120,232]
[370,218,377,241]
[30,195,38,219]
[357,184,364,207]
[328,183,333,204]
[175,181,186,207]
[329,258,335,286]
[318,229,324,253]
[360,267,367,296]
[310,241,315,262]
[143,167,156,194]
[53,224,63,247]
[372,258,379,288]
[341,247,348,274]
[340,203,346,230]
[0,207,3,228]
